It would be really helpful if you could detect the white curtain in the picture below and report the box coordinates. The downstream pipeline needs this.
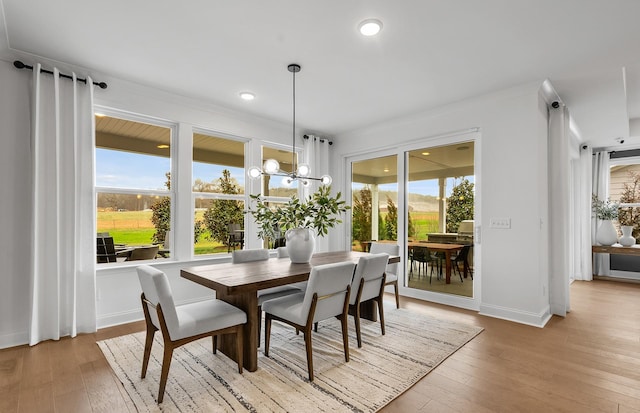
[592,150,611,276]
[29,64,97,345]
[303,135,331,252]
[576,145,594,280]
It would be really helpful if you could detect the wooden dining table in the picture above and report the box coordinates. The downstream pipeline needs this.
[408,242,465,284]
[181,250,400,372]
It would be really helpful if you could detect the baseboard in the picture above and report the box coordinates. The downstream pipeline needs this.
[479,303,551,328]
[0,330,29,349]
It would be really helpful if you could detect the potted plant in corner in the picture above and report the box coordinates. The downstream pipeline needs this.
[247,186,350,263]
[592,194,619,246]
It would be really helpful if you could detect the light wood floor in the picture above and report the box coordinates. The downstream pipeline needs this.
[1,280,639,412]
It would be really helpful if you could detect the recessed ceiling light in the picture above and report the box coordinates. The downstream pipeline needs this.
[239,92,255,101]
[421,151,430,156]
[157,144,169,149]
[383,168,390,172]
[358,19,383,36]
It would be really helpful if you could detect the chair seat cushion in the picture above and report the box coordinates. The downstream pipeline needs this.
[261,292,306,325]
[385,273,398,283]
[173,299,246,341]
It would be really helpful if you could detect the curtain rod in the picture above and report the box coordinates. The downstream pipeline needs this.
[13,60,108,89]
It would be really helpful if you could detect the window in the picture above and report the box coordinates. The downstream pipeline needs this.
[192,131,246,256]
[95,113,173,263]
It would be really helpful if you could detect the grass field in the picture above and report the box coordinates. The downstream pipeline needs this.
[98,210,225,254]
[98,210,442,255]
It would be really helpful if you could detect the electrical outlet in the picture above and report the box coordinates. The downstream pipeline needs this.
[490,217,511,229]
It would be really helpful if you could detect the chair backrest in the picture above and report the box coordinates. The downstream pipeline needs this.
[276,247,289,258]
[231,248,269,263]
[350,253,389,305]
[228,223,244,241]
[301,261,356,323]
[369,242,399,275]
[97,236,117,263]
[128,245,160,261]
[456,245,471,261]
[412,246,428,261]
[136,265,179,338]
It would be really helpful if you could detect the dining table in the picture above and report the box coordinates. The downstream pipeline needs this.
[407,242,465,284]
[181,250,400,372]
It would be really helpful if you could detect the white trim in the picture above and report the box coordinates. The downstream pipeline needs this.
[96,296,210,329]
[479,303,552,328]
[0,331,29,349]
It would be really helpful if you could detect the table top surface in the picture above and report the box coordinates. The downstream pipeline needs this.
[181,250,400,295]
[592,244,640,254]
[407,242,465,250]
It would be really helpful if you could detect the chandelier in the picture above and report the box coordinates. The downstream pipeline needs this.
[247,63,332,187]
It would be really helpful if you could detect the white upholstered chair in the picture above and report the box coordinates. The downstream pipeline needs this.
[262,261,355,381]
[349,253,389,347]
[231,249,303,345]
[369,242,400,308]
[136,265,246,404]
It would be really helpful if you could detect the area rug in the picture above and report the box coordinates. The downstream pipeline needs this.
[98,308,483,413]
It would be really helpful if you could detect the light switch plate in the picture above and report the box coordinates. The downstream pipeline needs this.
[490,217,511,229]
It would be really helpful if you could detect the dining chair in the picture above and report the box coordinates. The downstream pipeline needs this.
[451,245,472,282]
[369,242,400,308]
[231,249,303,345]
[262,261,355,381]
[227,223,244,253]
[127,245,160,261]
[136,265,246,404]
[349,253,389,347]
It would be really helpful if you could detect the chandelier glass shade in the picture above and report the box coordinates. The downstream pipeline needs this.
[247,63,332,187]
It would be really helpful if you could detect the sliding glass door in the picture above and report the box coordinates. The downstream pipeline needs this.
[347,133,477,308]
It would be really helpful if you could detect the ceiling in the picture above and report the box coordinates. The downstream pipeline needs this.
[3,1,640,150]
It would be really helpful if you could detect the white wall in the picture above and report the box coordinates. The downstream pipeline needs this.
[332,82,552,327]
[0,60,32,347]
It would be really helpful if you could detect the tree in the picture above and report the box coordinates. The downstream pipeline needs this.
[619,171,640,241]
[150,172,171,244]
[446,178,474,233]
[385,197,398,240]
[203,169,244,247]
[352,186,373,247]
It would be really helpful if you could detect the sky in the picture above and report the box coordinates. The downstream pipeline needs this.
[96,148,474,196]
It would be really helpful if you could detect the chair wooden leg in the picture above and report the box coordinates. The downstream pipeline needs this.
[354,305,362,348]
[377,298,386,336]
[264,314,272,357]
[393,281,399,309]
[314,322,318,332]
[212,334,217,354]
[157,345,174,404]
[141,328,155,379]
[236,326,243,374]
[340,314,350,362]
[257,306,262,347]
[304,328,314,381]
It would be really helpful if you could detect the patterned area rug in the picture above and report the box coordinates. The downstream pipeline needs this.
[98,307,483,413]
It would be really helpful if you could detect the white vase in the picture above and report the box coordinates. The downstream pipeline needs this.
[619,225,636,247]
[596,220,618,246]
[285,228,316,263]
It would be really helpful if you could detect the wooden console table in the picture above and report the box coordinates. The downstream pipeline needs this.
[592,245,640,276]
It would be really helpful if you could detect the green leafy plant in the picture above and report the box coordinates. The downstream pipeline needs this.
[592,194,619,220]
[248,186,350,241]
[446,178,474,233]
